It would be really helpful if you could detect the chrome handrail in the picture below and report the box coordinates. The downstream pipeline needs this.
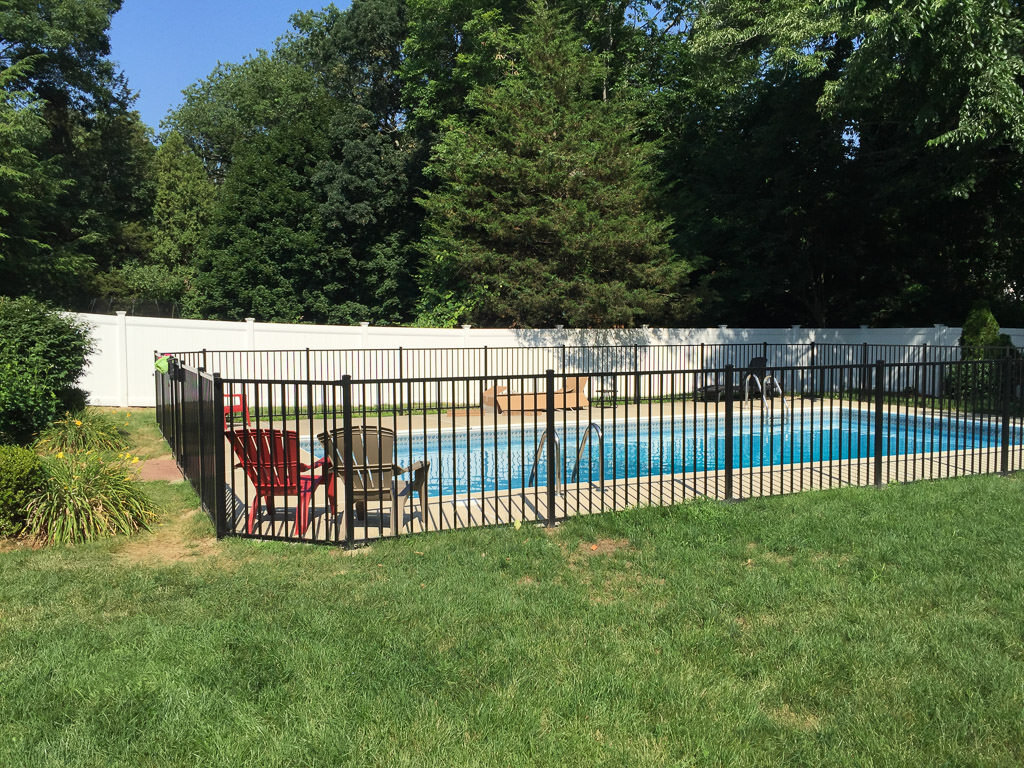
[571,422,605,491]
[762,374,788,425]
[744,373,763,402]
[528,428,561,494]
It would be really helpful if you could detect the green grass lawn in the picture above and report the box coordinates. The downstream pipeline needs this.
[1,411,1023,766]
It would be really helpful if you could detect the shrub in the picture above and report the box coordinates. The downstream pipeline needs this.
[0,445,44,537]
[0,297,94,445]
[959,304,1016,360]
[0,356,58,445]
[24,452,155,545]
[948,305,1020,403]
[35,410,131,454]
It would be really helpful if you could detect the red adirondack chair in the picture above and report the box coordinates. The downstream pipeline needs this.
[226,428,331,536]
[223,392,251,430]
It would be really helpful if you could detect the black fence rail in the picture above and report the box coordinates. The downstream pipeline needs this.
[164,342,1009,393]
[154,347,1024,547]
[161,343,1002,415]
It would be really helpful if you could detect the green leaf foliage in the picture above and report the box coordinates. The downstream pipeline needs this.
[173,1,415,324]
[671,0,1024,326]
[0,444,43,536]
[0,0,155,307]
[24,451,155,545]
[0,297,94,443]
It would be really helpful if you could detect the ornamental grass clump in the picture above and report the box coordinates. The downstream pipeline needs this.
[35,410,131,454]
[24,452,155,545]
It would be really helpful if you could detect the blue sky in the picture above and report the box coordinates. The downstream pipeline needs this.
[108,1,341,131]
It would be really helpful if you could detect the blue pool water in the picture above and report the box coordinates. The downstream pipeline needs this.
[304,410,1021,497]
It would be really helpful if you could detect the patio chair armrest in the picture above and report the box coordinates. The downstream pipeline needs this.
[299,456,331,472]
[397,460,428,474]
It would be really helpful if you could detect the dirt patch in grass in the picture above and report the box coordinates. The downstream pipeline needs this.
[769,703,821,732]
[329,545,372,557]
[137,455,184,483]
[0,538,39,553]
[578,538,632,556]
[116,508,218,566]
[745,542,793,567]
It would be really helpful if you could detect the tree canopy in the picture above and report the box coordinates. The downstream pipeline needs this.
[2,0,1022,327]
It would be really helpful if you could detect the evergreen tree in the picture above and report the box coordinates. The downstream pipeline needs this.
[0,0,155,307]
[151,131,213,273]
[416,0,695,327]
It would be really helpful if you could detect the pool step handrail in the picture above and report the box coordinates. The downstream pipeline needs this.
[570,422,605,491]
[762,375,788,426]
[528,428,561,495]
[747,371,788,427]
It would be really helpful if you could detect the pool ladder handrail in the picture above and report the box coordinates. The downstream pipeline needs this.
[745,373,788,425]
[570,422,605,492]
[528,422,606,495]
[527,428,561,493]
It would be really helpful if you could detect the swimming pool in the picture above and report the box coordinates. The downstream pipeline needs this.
[304,409,1022,498]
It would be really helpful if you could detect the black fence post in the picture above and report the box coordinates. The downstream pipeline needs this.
[874,360,885,487]
[398,346,405,415]
[633,345,641,405]
[546,369,557,527]
[212,373,228,539]
[481,345,488,412]
[342,375,355,547]
[197,367,207,516]
[1001,357,1012,475]
[724,364,734,500]
[170,357,182,460]
[861,342,869,396]
[305,347,313,419]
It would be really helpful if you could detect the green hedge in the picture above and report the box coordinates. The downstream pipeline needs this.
[0,298,94,445]
[0,445,44,537]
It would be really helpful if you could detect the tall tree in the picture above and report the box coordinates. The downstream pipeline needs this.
[664,0,1024,326]
[176,0,415,324]
[0,58,69,296]
[0,0,155,307]
[92,130,212,314]
[150,131,214,275]
[416,0,695,327]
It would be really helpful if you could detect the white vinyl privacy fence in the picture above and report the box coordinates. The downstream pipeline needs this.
[74,312,1024,408]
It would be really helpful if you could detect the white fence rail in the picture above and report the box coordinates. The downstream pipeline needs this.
[74,312,1024,408]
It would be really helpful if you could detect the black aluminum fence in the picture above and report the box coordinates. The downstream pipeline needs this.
[165,342,1000,394]
[155,357,227,536]
[154,347,1024,546]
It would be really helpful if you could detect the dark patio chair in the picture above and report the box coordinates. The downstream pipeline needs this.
[317,425,429,536]
[695,356,771,402]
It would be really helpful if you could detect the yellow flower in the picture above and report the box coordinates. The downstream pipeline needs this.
[56,451,64,459]
[74,419,82,426]
[126,412,132,418]
[132,457,140,464]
